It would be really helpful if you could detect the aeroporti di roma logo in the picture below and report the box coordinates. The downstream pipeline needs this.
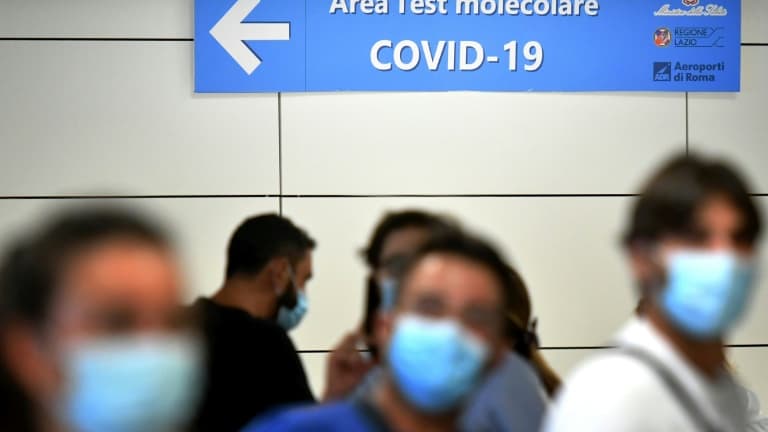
[653,62,672,81]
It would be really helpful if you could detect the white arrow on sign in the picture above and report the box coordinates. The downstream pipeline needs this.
[210,0,290,75]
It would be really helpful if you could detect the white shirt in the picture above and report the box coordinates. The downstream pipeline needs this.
[543,318,747,432]
[746,387,768,432]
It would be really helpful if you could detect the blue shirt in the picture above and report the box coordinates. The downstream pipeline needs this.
[244,400,392,432]
[246,352,547,432]
[460,352,548,432]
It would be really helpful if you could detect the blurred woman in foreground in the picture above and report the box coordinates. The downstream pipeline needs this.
[0,208,202,432]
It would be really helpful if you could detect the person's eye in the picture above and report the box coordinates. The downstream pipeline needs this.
[99,309,137,334]
[463,308,501,332]
[413,297,444,316]
[684,228,709,246]
[732,230,754,248]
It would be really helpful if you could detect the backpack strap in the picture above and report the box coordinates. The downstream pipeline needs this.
[619,346,723,432]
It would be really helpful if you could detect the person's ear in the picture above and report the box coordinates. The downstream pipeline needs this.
[627,242,664,304]
[628,243,656,285]
[1,323,61,404]
[268,257,290,293]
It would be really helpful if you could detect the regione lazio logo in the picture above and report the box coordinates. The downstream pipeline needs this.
[654,28,672,47]
[682,0,699,6]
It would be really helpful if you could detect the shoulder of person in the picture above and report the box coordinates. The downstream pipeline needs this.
[462,353,548,432]
[244,313,288,334]
[198,298,286,334]
[191,298,296,353]
[496,352,544,385]
[473,352,547,405]
[543,351,673,432]
[566,350,663,390]
[229,312,299,356]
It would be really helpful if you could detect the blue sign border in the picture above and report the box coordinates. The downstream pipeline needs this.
[195,0,741,93]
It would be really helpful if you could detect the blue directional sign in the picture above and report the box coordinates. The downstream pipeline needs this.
[194,0,741,92]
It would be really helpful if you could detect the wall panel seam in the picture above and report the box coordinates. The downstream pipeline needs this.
[0,37,192,42]
[2,194,765,199]
[685,92,689,155]
[278,93,284,215]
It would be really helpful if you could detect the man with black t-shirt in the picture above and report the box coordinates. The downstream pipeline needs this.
[189,214,316,432]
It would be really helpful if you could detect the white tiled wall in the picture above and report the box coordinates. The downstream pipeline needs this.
[0,42,279,196]
[0,0,766,407]
[0,0,191,38]
[281,92,685,195]
[743,0,768,44]
[299,353,329,399]
[689,47,768,194]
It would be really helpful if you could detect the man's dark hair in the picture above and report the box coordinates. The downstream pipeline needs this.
[363,210,459,269]
[0,207,168,432]
[225,214,316,279]
[623,153,762,247]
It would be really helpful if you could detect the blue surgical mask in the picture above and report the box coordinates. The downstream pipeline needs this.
[379,278,398,312]
[59,333,203,432]
[660,250,757,340]
[388,314,488,413]
[277,289,308,331]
